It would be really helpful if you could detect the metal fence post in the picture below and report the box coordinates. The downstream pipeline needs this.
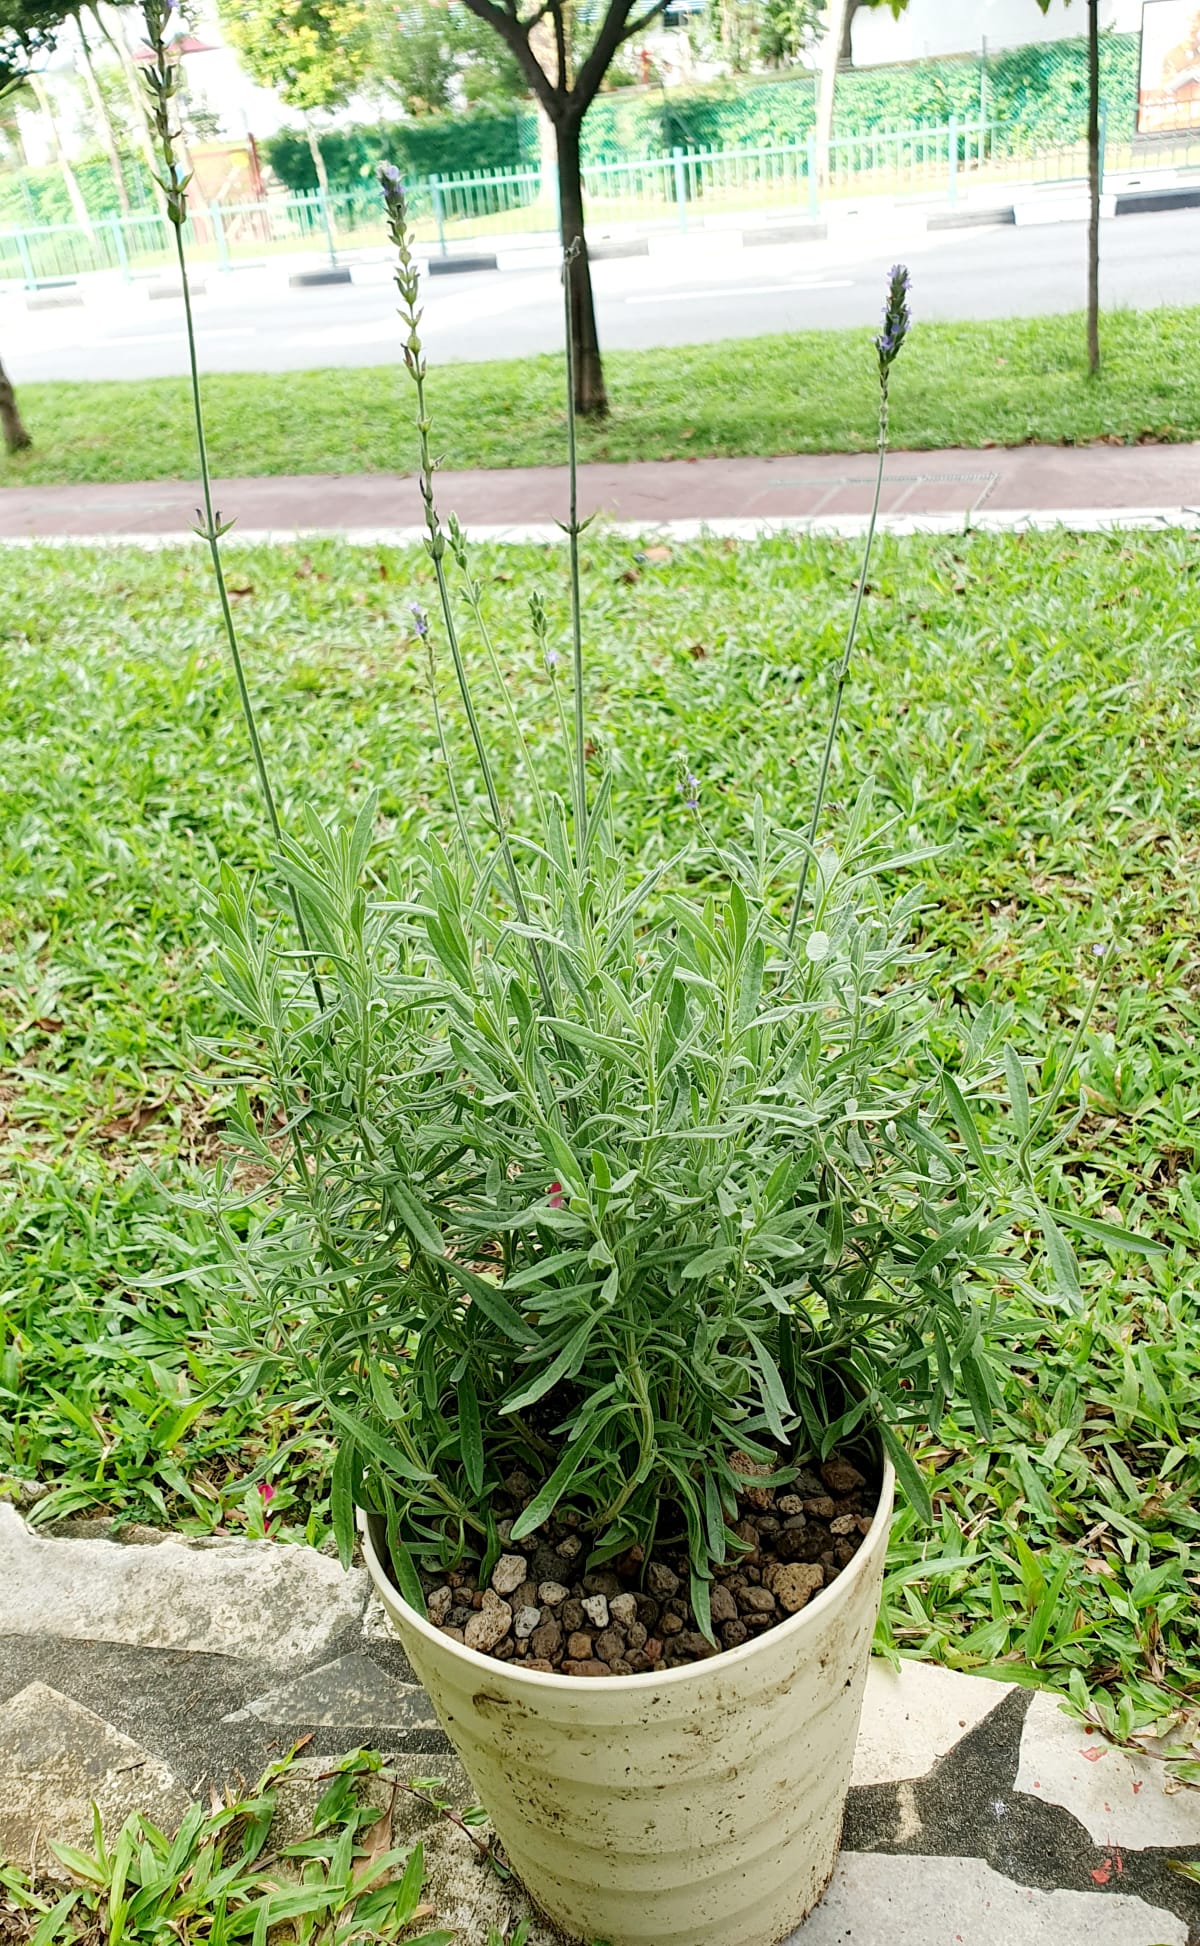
[15,228,36,287]
[948,112,958,204]
[806,130,819,217]
[210,198,230,273]
[672,145,687,232]
[430,173,447,256]
[106,215,130,281]
[315,184,337,267]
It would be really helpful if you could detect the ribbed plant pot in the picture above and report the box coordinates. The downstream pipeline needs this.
[361,1455,894,1946]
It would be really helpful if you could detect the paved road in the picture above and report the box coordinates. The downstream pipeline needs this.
[1,207,1194,384]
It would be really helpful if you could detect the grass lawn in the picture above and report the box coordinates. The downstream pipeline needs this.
[3,306,1200,489]
[2,527,1199,1739]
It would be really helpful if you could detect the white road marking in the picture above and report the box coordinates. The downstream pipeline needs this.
[106,327,255,344]
[624,278,854,304]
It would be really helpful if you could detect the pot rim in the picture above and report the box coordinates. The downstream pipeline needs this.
[359,1450,895,1694]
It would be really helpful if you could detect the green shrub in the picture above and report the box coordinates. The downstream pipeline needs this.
[261,110,538,194]
[0,154,157,226]
[0,28,1143,219]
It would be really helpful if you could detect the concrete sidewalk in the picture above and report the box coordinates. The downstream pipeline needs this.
[2,1498,1198,1945]
[5,441,1200,546]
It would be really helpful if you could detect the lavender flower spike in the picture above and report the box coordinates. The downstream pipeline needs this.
[411,602,429,638]
[875,264,911,380]
[378,162,406,220]
[677,761,700,811]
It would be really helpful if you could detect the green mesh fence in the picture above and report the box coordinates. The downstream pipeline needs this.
[0,25,1164,259]
[581,30,1140,161]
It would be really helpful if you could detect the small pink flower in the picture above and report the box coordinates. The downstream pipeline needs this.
[549,1182,563,1209]
[258,1482,275,1530]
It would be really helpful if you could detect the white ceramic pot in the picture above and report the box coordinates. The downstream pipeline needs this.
[361,1457,894,1946]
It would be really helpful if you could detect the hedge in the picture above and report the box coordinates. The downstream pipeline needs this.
[0,155,158,229]
[261,109,539,194]
[0,30,1144,221]
[581,31,1140,159]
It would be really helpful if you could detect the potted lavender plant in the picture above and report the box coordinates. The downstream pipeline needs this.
[203,233,966,1944]
[138,9,1124,1930]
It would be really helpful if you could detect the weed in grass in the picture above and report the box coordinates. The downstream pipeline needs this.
[0,1745,452,1946]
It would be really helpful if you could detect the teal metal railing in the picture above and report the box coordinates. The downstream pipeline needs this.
[3,111,1196,286]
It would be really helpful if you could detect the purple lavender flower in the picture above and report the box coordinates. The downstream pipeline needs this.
[410,602,429,638]
[678,764,700,811]
[544,646,559,669]
[875,264,911,380]
[378,162,406,222]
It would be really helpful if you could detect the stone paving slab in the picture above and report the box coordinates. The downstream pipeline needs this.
[0,1682,189,1858]
[5,441,1200,543]
[1,1503,1196,1944]
[0,1500,368,1664]
[787,1852,1190,1946]
[225,1651,440,1732]
[1017,1689,1200,1851]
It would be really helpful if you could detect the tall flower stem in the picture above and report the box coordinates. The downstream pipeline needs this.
[140,2,323,1009]
[786,264,910,954]
[379,166,556,1020]
[561,240,588,849]
[421,619,478,872]
[785,392,887,953]
[448,520,549,834]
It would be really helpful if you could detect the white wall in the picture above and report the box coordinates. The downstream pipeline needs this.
[851,0,1145,65]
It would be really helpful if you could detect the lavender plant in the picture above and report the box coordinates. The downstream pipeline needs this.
[179,151,1122,1632]
[139,0,322,1009]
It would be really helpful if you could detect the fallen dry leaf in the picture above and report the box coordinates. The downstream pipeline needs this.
[354,1780,397,1893]
[100,1100,167,1141]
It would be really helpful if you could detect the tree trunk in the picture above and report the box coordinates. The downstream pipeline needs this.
[75,12,132,218]
[0,355,31,453]
[529,15,561,217]
[555,114,606,417]
[1086,0,1100,377]
[839,0,860,64]
[93,2,165,204]
[304,116,331,201]
[30,73,95,237]
[815,0,848,188]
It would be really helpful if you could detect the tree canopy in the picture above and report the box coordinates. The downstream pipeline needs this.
[0,0,80,92]
[217,0,374,113]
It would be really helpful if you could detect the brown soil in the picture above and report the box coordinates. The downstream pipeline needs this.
[414,1449,878,1676]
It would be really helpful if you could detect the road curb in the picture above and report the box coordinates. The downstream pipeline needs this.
[589,236,651,260]
[1115,183,1200,215]
[10,175,1199,317]
[927,205,1015,229]
[745,221,829,246]
[427,253,498,275]
[6,507,1199,551]
[289,266,353,287]
[24,284,84,310]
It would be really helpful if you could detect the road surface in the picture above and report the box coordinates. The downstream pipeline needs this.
[1,207,1193,385]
